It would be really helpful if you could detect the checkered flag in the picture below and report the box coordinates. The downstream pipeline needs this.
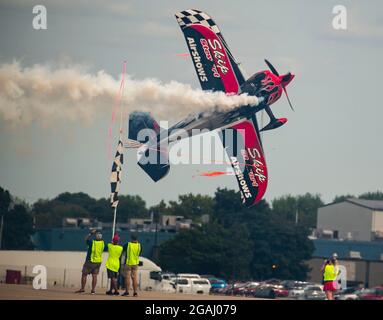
[175,9,222,35]
[175,9,239,68]
[110,139,124,208]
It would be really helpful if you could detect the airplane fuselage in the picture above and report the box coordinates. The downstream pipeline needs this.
[165,69,292,142]
[129,66,294,148]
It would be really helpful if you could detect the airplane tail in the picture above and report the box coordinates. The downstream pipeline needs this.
[128,112,170,182]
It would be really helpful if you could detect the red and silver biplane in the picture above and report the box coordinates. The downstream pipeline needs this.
[127,9,295,207]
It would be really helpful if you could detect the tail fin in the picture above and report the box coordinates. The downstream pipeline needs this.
[128,111,162,141]
[128,112,170,182]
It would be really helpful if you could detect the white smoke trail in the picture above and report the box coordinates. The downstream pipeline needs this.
[0,62,259,127]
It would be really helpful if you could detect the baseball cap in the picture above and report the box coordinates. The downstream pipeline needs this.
[112,234,120,243]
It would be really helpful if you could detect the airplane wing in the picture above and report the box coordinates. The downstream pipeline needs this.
[175,9,246,94]
[219,116,268,206]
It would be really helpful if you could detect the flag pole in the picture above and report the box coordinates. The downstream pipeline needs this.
[112,206,117,239]
[110,61,127,241]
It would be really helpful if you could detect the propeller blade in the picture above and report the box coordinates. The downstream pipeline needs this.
[282,87,294,111]
[264,59,279,76]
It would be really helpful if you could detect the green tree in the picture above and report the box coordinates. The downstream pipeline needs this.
[359,191,383,200]
[0,187,11,213]
[212,188,245,227]
[3,204,34,250]
[33,198,91,228]
[332,194,355,204]
[0,187,12,249]
[271,193,324,228]
[249,216,314,280]
[212,188,271,228]
[55,192,111,222]
[149,200,170,216]
[213,189,314,280]
[116,195,148,221]
[32,192,148,227]
[158,222,253,280]
[166,194,214,221]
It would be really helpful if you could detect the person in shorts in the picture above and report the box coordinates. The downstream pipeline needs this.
[105,234,123,295]
[121,234,142,297]
[75,229,105,294]
[323,253,340,300]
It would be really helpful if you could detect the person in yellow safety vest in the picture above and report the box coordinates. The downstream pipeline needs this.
[75,229,105,294]
[121,234,142,297]
[105,234,123,295]
[322,253,340,300]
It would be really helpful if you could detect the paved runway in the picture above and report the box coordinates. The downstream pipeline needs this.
[0,284,263,300]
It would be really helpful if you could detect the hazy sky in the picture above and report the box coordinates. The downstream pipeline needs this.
[0,0,382,207]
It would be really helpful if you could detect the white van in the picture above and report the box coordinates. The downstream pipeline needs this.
[161,273,177,282]
[176,273,201,279]
[175,277,211,295]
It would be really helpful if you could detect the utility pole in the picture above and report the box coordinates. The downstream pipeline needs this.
[152,211,160,263]
[154,213,158,249]
[365,261,370,288]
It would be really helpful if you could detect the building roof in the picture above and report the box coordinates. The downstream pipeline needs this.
[322,198,383,210]
[313,239,383,261]
[346,198,383,210]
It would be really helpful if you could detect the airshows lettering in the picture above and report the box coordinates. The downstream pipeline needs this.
[187,37,208,82]
[230,156,252,199]
[145,304,179,318]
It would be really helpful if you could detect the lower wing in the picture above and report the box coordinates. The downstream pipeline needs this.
[219,117,268,206]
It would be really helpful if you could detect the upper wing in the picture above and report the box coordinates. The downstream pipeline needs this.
[175,9,246,94]
[219,117,268,207]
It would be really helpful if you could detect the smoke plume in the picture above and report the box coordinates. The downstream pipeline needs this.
[0,62,259,127]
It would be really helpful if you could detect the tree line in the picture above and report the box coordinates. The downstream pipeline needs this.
[1,186,383,281]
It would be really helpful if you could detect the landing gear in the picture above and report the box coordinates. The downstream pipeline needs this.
[260,105,287,132]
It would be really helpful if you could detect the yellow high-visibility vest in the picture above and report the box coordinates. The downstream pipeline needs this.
[126,242,141,266]
[323,264,338,281]
[90,240,105,263]
[106,243,123,272]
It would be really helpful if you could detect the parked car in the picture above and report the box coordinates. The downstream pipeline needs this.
[285,281,311,299]
[209,278,228,294]
[297,285,326,300]
[271,285,289,298]
[148,271,176,292]
[243,282,262,297]
[253,285,279,299]
[252,281,288,299]
[232,282,250,296]
[190,278,212,294]
[175,277,211,295]
[223,282,246,296]
[335,287,363,300]
[358,286,383,300]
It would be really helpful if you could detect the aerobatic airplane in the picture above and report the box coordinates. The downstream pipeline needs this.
[127,9,295,207]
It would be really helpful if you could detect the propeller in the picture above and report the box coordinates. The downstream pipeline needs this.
[283,87,294,111]
[264,59,294,111]
[264,59,279,76]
